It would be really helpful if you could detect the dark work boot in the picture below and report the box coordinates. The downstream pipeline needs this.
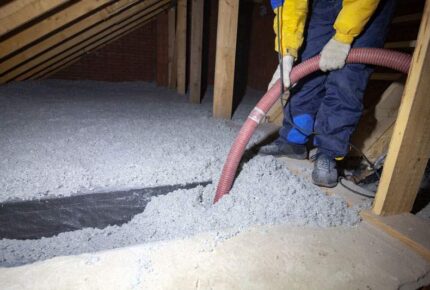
[258,138,307,160]
[312,153,338,188]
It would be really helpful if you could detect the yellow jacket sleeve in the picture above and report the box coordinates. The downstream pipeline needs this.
[273,0,380,56]
[334,0,381,44]
[273,0,308,58]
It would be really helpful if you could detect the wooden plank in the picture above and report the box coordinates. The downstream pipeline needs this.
[265,99,284,125]
[373,0,430,216]
[30,14,163,81]
[392,13,423,24]
[361,210,430,262]
[176,0,187,95]
[213,0,239,119]
[38,18,156,80]
[352,82,404,162]
[156,11,169,87]
[0,0,142,75]
[370,73,404,81]
[365,123,395,161]
[0,0,112,59]
[0,0,70,36]
[167,6,177,89]
[384,40,417,49]
[0,0,35,18]
[1,0,167,83]
[18,3,170,81]
[189,0,204,103]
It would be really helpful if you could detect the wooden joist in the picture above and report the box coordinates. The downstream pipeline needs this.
[384,40,417,49]
[213,0,240,118]
[1,0,168,83]
[362,211,430,262]
[0,0,112,60]
[370,73,404,81]
[18,2,171,81]
[189,0,205,103]
[176,0,187,95]
[373,0,430,216]
[392,13,423,24]
[36,18,157,80]
[30,8,168,81]
[0,0,70,36]
[1,0,142,76]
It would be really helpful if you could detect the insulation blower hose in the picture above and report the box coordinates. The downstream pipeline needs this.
[213,48,411,204]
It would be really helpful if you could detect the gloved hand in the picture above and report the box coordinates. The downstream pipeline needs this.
[319,38,351,72]
[268,54,294,91]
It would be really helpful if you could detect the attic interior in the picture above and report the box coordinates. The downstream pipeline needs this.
[0,0,430,288]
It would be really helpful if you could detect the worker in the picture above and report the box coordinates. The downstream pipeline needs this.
[259,0,396,187]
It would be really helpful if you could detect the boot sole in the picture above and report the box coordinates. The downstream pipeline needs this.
[312,180,338,188]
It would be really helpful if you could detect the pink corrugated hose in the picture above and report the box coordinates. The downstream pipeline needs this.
[213,48,411,204]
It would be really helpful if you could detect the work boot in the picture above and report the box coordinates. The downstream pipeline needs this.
[312,153,338,188]
[258,138,307,160]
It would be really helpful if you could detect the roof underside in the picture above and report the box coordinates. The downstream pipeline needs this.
[0,0,173,83]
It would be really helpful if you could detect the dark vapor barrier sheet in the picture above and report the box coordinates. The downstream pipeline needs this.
[0,181,211,240]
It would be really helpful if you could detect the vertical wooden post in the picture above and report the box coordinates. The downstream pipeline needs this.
[168,6,177,89]
[373,0,430,216]
[176,0,187,95]
[189,0,204,103]
[213,0,239,118]
[156,11,169,87]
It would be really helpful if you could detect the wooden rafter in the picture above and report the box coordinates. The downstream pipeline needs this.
[24,3,170,81]
[32,16,159,80]
[1,0,142,75]
[1,0,170,83]
[0,0,70,36]
[373,0,430,216]
[0,0,113,59]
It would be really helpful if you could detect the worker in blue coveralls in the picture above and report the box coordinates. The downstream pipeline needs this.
[259,0,397,187]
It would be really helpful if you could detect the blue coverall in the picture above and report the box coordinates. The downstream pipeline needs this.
[278,0,397,158]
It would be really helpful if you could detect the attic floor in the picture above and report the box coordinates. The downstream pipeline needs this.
[1,222,429,290]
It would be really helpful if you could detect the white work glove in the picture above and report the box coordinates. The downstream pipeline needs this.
[268,54,294,91]
[319,38,351,72]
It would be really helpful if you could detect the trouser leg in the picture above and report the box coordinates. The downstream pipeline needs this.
[280,0,340,144]
[314,0,397,157]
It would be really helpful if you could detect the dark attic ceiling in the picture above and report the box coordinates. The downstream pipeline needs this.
[0,0,173,83]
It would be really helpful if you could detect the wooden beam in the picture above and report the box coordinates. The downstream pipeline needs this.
[373,0,430,216]
[362,211,430,262]
[0,0,112,59]
[38,18,155,80]
[392,13,422,24]
[167,6,177,89]
[156,11,169,87]
[0,0,35,19]
[384,40,417,49]
[352,82,404,162]
[189,0,204,103]
[18,3,170,81]
[27,10,162,79]
[176,0,187,95]
[370,73,404,81]
[1,0,167,83]
[0,0,70,36]
[213,0,239,119]
[1,0,142,75]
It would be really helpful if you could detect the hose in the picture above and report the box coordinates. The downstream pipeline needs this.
[213,48,411,203]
